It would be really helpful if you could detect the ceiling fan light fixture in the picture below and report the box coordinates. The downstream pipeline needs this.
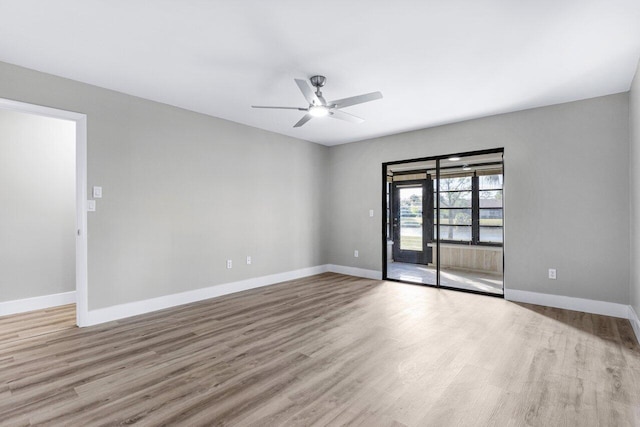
[448,156,461,161]
[309,105,329,117]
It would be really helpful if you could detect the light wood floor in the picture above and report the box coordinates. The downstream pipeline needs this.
[1,273,639,426]
[387,262,503,294]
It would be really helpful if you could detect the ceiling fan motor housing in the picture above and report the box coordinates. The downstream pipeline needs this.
[310,75,326,88]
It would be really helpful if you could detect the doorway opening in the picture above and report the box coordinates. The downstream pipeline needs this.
[383,149,504,297]
[0,98,88,326]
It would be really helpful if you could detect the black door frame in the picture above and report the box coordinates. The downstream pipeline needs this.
[382,147,505,298]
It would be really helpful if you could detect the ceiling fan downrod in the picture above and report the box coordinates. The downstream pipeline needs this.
[310,75,326,100]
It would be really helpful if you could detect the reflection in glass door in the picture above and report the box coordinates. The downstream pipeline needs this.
[383,150,504,296]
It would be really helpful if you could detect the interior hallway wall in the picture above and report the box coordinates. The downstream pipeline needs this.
[0,109,75,302]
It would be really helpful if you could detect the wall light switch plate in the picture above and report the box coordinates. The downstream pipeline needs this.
[93,186,102,198]
[369,209,374,217]
[548,268,557,280]
[87,200,96,212]
[246,256,252,265]
[354,250,359,258]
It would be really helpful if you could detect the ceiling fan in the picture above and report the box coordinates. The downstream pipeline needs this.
[252,75,383,128]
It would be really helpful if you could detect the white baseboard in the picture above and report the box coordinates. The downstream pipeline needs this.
[0,291,76,317]
[83,265,330,327]
[504,289,629,319]
[327,264,382,280]
[629,305,640,344]
[83,264,386,327]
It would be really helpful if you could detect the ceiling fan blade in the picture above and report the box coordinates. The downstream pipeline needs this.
[252,105,307,110]
[329,109,365,124]
[295,79,320,105]
[330,91,383,109]
[293,113,313,128]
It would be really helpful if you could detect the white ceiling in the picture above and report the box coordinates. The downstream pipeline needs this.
[0,1,639,146]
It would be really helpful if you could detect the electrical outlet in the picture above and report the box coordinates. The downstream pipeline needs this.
[226,260,232,269]
[548,268,556,280]
[246,256,252,265]
[87,200,96,212]
[93,186,102,198]
[354,250,359,258]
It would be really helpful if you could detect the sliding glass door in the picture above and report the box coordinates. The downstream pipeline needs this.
[383,150,504,296]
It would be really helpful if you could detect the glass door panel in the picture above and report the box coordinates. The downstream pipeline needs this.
[436,153,504,295]
[386,164,436,285]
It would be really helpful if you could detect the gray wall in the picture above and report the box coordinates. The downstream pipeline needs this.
[0,109,76,302]
[327,93,630,304]
[0,61,328,310]
[0,59,632,312]
[630,60,640,316]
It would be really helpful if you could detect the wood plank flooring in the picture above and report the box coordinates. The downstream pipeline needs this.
[1,273,639,426]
